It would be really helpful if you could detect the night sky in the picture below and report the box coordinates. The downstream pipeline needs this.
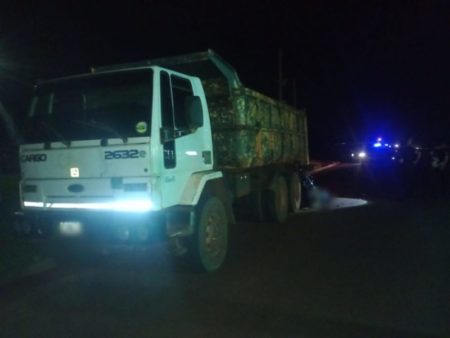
[1,1,449,154]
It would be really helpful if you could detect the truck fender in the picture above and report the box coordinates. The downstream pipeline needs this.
[179,171,223,206]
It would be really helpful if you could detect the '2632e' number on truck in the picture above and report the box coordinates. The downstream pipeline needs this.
[16,50,309,272]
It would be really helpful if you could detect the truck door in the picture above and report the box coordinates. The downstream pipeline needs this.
[159,70,212,208]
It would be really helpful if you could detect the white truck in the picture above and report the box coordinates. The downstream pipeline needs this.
[16,50,309,271]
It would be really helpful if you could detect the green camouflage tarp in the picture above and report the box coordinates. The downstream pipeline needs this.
[203,78,308,169]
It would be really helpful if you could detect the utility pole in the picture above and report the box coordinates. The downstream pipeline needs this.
[292,78,297,107]
[278,48,283,102]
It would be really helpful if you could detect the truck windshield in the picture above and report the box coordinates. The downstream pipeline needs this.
[24,70,153,143]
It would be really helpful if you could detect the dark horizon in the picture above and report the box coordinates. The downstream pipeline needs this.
[1,1,449,151]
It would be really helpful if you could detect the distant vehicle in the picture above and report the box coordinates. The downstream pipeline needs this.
[336,138,400,164]
[15,50,310,272]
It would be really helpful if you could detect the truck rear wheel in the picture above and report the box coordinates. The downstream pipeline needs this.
[190,196,228,272]
[266,175,289,223]
[288,172,302,212]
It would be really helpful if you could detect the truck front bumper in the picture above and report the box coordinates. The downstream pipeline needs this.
[14,209,166,244]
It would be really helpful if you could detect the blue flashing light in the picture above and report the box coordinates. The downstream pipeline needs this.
[373,142,382,148]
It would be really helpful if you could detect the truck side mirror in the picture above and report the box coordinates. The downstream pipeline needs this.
[185,96,203,129]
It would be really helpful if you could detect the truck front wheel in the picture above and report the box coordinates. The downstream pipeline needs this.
[190,196,228,272]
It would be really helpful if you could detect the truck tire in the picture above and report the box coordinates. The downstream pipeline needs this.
[190,196,228,272]
[266,175,289,223]
[288,172,302,212]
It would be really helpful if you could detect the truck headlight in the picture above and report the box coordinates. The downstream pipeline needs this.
[24,199,154,212]
[109,199,153,212]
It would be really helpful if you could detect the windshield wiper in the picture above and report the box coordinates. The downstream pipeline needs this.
[40,121,70,147]
[73,119,128,144]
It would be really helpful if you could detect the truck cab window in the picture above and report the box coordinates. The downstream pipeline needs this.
[160,72,197,132]
[160,72,174,128]
[171,75,194,130]
[25,70,153,143]
[160,71,176,169]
